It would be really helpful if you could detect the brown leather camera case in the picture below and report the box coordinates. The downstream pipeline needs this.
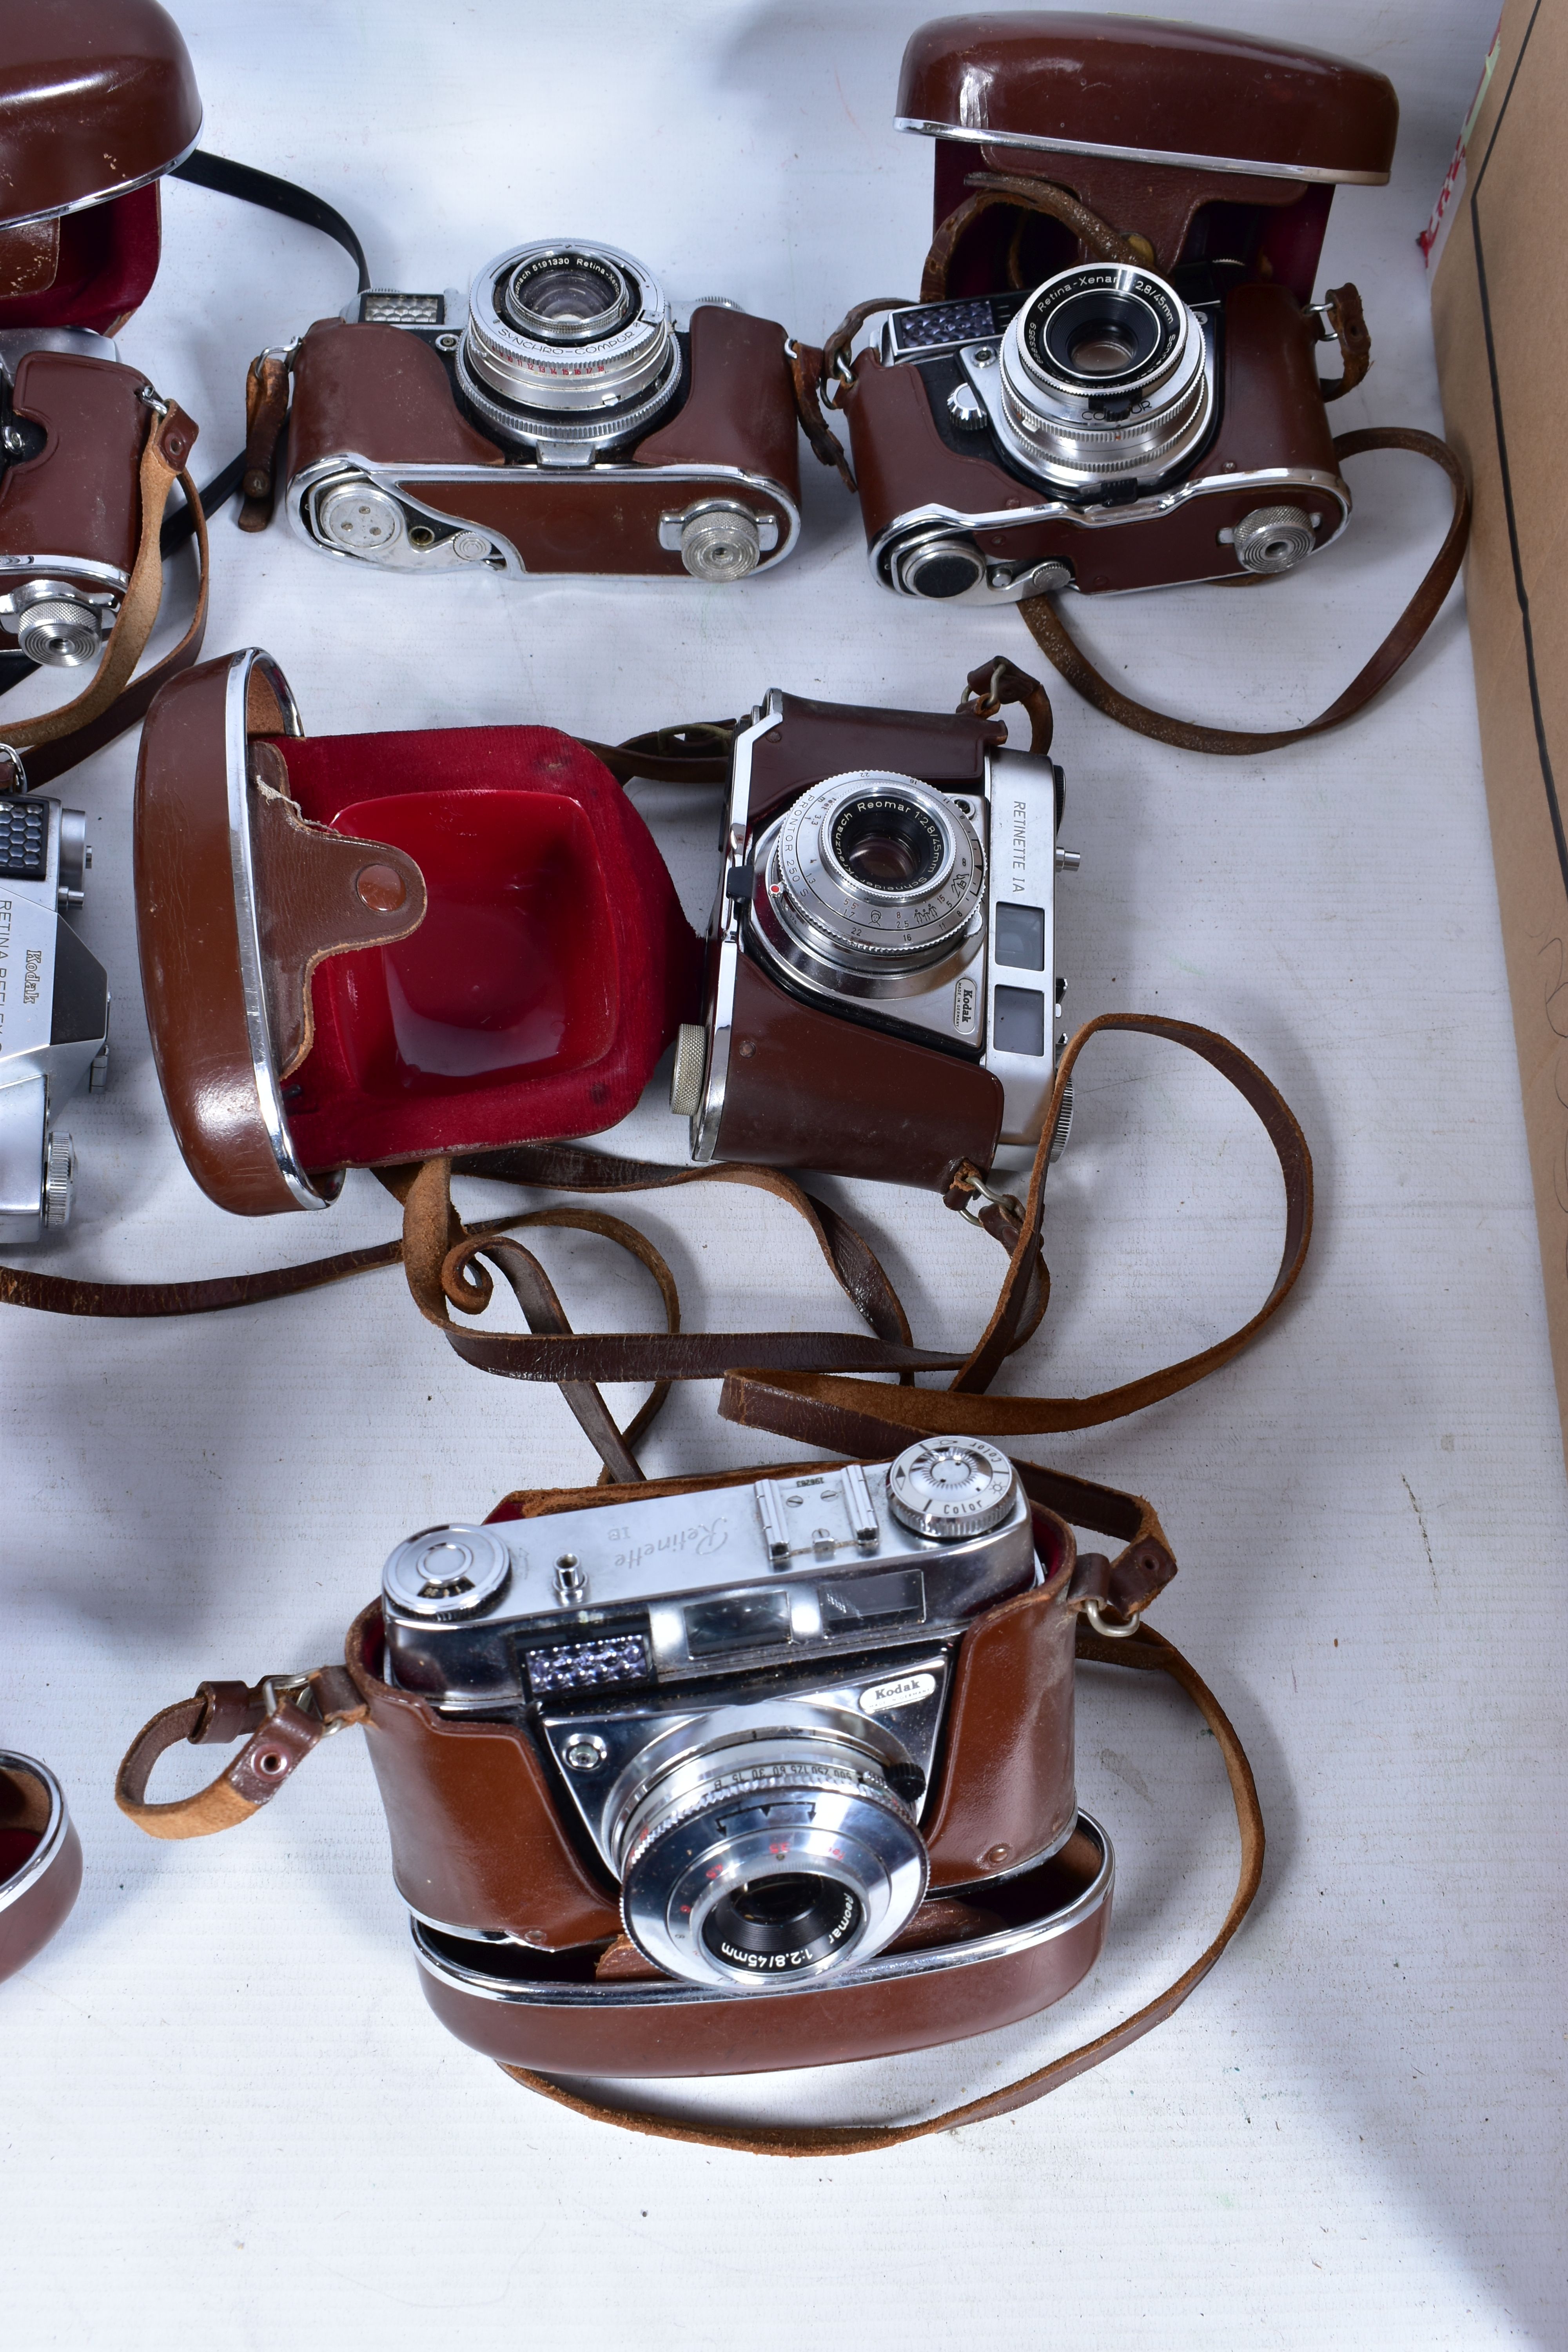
[0,0,200,333]
[344,1493,1093,2077]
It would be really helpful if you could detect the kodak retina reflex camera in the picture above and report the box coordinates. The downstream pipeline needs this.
[380,1438,1108,2005]
[837,14,1398,602]
[133,649,1076,1218]
[278,241,802,584]
[0,798,109,1243]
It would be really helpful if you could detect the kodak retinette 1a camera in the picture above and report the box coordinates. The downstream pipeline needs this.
[132,648,1075,1216]
[670,683,1076,1185]
[274,240,802,584]
[0,798,109,1243]
[372,1439,1111,2069]
[834,12,1398,603]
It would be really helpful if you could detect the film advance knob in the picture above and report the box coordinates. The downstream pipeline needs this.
[886,1438,1018,1540]
[668,1024,707,1116]
[41,1131,76,1229]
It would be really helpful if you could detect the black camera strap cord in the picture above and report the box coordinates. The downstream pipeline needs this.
[0,152,370,736]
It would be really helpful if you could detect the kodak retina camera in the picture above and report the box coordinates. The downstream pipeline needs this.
[0,797,109,1243]
[280,240,802,584]
[0,332,171,672]
[0,1,204,673]
[836,14,1399,601]
[382,1438,1106,1994]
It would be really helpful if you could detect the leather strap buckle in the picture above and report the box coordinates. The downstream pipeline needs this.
[0,744,26,795]
[1080,1598,1144,1640]
[259,1671,352,1735]
[949,1166,1025,1230]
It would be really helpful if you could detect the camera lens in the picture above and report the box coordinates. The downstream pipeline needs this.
[701,1872,864,1971]
[752,770,985,991]
[503,250,632,343]
[459,240,680,451]
[615,1732,927,1988]
[1039,285,1163,384]
[830,793,947,892]
[995,263,1212,491]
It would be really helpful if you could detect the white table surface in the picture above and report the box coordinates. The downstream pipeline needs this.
[4,3,1564,2344]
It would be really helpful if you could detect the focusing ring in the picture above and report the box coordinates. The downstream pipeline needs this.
[994,262,1212,490]
[754,770,985,980]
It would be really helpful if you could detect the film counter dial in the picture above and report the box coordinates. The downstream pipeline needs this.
[279,241,803,586]
[0,798,109,1243]
[381,1438,1103,1993]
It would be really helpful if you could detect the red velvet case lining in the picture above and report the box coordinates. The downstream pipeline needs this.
[0,185,163,335]
[267,724,703,1172]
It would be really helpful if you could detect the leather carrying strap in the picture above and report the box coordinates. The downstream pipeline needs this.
[0,404,209,793]
[922,171,1155,297]
[116,1665,368,1838]
[115,1617,1260,2153]
[1017,428,1472,756]
[502,1619,1263,2155]
[166,152,371,547]
[395,1012,1310,1463]
[0,1012,1308,1494]
[169,152,370,294]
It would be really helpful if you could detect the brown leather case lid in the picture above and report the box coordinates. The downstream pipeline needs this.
[896,13,1398,183]
[0,0,201,229]
[135,655,424,1217]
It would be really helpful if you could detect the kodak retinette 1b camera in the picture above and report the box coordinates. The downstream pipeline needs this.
[834,13,1398,603]
[132,648,1075,1216]
[276,240,802,584]
[0,798,109,1243]
[373,1439,1111,2068]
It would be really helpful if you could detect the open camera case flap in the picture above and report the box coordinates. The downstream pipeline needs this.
[0,1751,82,1983]
[342,1492,1095,2078]
[0,0,201,335]
[134,648,702,1217]
[900,11,1398,299]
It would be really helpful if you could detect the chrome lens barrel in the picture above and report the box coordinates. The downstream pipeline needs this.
[996,263,1212,490]
[458,239,681,451]
[616,1732,928,1989]
[752,770,985,987]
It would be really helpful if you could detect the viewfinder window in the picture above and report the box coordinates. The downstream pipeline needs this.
[993,985,1046,1057]
[995,903,1045,969]
[684,1590,793,1656]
